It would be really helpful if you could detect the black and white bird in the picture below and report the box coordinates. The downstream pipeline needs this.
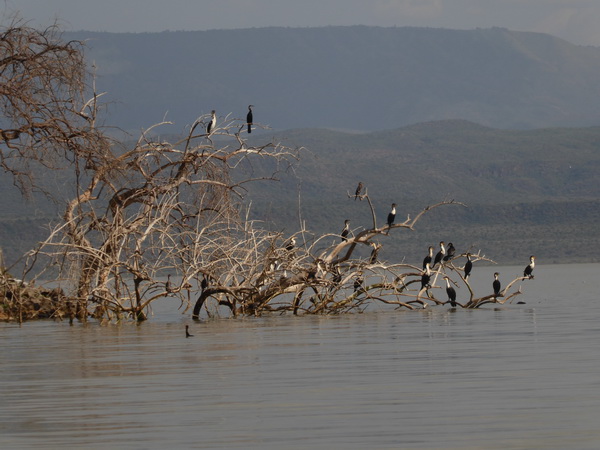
[387,203,397,228]
[433,241,446,268]
[354,182,363,200]
[165,274,173,293]
[524,255,535,279]
[493,272,501,298]
[246,105,253,134]
[444,276,457,307]
[207,110,217,134]
[423,246,434,269]
[341,219,350,241]
[464,253,473,279]
[285,236,296,252]
[444,242,456,261]
[421,263,432,291]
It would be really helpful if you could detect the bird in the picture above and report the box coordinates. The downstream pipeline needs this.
[444,242,455,261]
[353,276,364,292]
[201,275,209,291]
[354,182,363,200]
[185,325,194,338]
[246,105,253,133]
[464,253,473,279]
[341,219,350,241]
[387,203,396,228]
[422,246,434,269]
[433,241,446,268]
[421,263,432,291]
[493,272,501,298]
[444,276,457,307]
[165,274,173,293]
[285,236,296,252]
[524,255,535,279]
[369,243,381,264]
[207,110,216,134]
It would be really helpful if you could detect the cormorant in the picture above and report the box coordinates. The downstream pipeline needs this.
[423,246,433,269]
[354,276,364,292]
[369,243,381,264]
[165,274,173,293]
[493,272,501,298]
[421,263,432,291]
[524,255,535,279]
[464,253,473,279]
[185,325,194,338]
[201,275,209,291]
[444,276,457,307]
[285,236,296,252]
[433,241,445,268]
[355,182,363,200]
[387,203,396,228]
[246,105,253,134]
[444,242,455,261]
[341,219,350,241]
[207,110,216,134]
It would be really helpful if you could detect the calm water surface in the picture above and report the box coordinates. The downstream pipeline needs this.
[2,264,600,449]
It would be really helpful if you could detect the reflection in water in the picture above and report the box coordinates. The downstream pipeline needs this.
[1,264,600,449]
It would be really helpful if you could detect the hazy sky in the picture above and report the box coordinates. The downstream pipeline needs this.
[9,0,600,46]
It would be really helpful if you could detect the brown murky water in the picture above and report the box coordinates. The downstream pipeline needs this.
[2,264,600,449]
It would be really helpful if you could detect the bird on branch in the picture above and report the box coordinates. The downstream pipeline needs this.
[493,272,501,299]
[524,255,535,279]
[341,219,350,241]
[354,182,363,200]
[444,242,455,261]
[464,253,473,279]
[423,246,434,269]
[444,276,457,307]
[386,203,396,230]
[433,241,445,268]
[207,110,216,134]
[246,105,253,134]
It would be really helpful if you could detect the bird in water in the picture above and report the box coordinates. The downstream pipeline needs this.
[464,253,473,279]
[207,110,216,134]
[444,276,457,307]
[386,203,396,229]
[246,105,253,134]
[423,246,434,269]
[493,272,501,298]
[524,255,535,279]
[354,182,363,200]
[433,241,446,268]
[444,242,456,261]
[185,325,194,338]
[285,236,296,252]
[341,219,350,241]
[421,263,432,291]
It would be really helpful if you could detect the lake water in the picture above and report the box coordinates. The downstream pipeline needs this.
[2,263,600,449]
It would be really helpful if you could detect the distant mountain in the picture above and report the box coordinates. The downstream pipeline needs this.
[66,26,600,133]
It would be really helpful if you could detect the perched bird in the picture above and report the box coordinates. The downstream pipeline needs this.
[285,236,296,252]
[185,325,194,338]
[207,110,216,134]
[165,274,173,293]
[354,276,364,292]
[201,275,209,291]
[444,242,456,261]
[387,203,397,228]
[444,276,457,307]
[354,182,364,200]
[464,253,473,279]
[423,246,434,269]
[341,219,350,241]
[246,105,253,134]
[369,243,381,264]
[421,263,432,291]
[524,255,535,279]
[433,241,446,268]
[493,272,501,298]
